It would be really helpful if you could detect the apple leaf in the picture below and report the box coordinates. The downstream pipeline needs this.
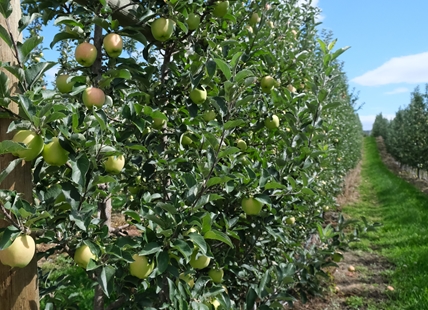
[245,287,257,310]
[224,119,245,129]
[187,232,207,254]
[0,24,11,47]
[204,230,234,248]
[172,239,192,261]
[156,251,169,274]
[206,60,216,78]
[213,58,231,80]
[0,226,20,250]
[218,147,240,159]
[50,31,80,48]
[70,153,90,191]
[0,0,12,19]
[24,62,57,90]
[98,266,115,298]
[139,242,162,255]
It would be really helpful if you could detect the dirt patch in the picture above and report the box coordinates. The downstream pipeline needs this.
[288,145,395,309]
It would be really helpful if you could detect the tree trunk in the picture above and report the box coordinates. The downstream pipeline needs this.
[0,1,39,309]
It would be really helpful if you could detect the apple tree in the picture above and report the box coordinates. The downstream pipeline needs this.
[0,0,362,309]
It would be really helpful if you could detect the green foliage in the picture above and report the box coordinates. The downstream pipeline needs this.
[0,0,362,309]
[381,86,428,173]
[371,113,389,138]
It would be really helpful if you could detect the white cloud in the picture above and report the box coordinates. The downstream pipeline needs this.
[358,114,395,130]
[352,52,428,86]
[384,87,409,95]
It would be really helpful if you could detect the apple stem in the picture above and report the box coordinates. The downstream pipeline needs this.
[0,202,23,232]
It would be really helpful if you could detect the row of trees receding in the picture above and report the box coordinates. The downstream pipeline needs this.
[372,85,428,178]
[0,0,363,309]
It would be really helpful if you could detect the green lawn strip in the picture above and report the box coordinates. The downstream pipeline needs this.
[343,137,428,309]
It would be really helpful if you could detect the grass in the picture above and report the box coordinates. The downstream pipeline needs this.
[343,137,428,309]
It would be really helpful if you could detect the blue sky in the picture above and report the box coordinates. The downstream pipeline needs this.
[40,1,428,130]
[317,0,428,130]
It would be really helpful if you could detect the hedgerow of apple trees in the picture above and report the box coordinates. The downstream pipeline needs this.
[373,86,428,177]
[0,0,362,308]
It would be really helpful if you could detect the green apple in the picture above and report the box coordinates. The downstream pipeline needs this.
[203,110,216,121]
[179,273,195,288]
[82,87,106,108]
[264,115,280,130]
[241,197,263,215]
[190,250,210,269]
[75,42,98,67]
[153,118,166,129]
[12,130,43,161]
[181,134,193,146]
[260,75,276,93]
[56,74,75,93]
[285,217,295,225]
[42,137,69,166]
[129,254,154,279]
[74,244,96,269]
[332,252,343,263]
[187,13,201,30]
[236,139,247,151]
[249,12,260,26]
[190,87,207,104]
[104,155,125,174]
[208,268,224,283]
[103,33,123,58]
[0,235,35,268]
[212,1,229,18]
[151,17,175,42]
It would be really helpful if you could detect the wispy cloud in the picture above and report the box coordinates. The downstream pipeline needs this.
[352,52,428,86]
[385,87,409,95]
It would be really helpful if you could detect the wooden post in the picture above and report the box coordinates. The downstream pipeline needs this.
[0,0,39,309]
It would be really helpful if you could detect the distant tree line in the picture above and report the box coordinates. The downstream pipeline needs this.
[372,85,428,177]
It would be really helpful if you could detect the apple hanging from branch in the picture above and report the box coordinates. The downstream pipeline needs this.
[103,33,123,58]
[75,42,98,67]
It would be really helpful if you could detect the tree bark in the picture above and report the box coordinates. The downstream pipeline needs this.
[0,1,39,309]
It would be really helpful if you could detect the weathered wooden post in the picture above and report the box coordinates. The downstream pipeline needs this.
[0,0,39,308]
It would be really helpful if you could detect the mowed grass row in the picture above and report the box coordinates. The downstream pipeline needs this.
[344,137,428,309]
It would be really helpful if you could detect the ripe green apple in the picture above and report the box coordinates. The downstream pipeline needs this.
[129,254,154,279]
[285,217,295,225]
[152,118,166,129]
[332,252,343,263]
[82,87,106,108]
[236,139,247,151]
[241,197,263,215]
[203,110,216,121]
[12,130,43,161]
[187,13,201,30]
[56,74,75,93]
[151,17,175,42]
[42,137,69,166]
[103,33,123,58]
[75,42,97,67]
[74,244,96,269]
[264,115,280,130]
[249,12,260,26]
[181,134,193,146]
[212,1,229,18]
[179,273,195,288]
[190,87,207,104]
[190,250,210,269]
[208,268,224,283]
[0,235,35,268]
[104,155,125,174]
[260,75,276,93]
